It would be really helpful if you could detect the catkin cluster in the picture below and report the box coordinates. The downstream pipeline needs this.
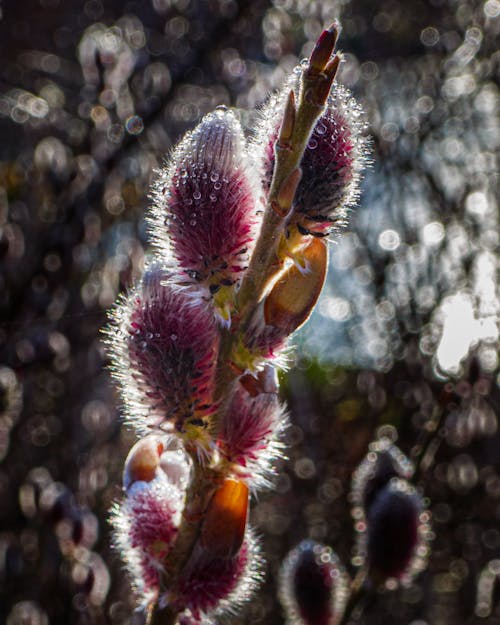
[105,23,370,624]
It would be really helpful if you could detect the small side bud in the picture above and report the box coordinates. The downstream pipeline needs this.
[264,238,328,335]
[200,478,249,559]
[307,54,341,106]
[274,168,303,217]
[279,540,350,625]
[308,22,340,75]
[277,90,296,150]
[123,436,164,490]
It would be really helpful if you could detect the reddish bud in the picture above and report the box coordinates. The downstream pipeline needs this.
[279,541,350,625]
[308,22,340,75]
[200,478,249,559]
[252,75,367,239]
[106,264,219,435]
[111,444,191,606]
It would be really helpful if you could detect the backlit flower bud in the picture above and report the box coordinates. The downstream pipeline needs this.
[171,529,261,617]
[106,264,219,436]
[279,541,350,625]
[252,75,366,241]
[218,378,286,489]
[360,479,431,585]
[150,108,261,320]
[290,96,365,238]
[350,437,414,514]
[200,478,249,559]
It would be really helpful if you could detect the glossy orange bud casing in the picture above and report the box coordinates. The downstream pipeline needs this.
[264,237,328,336]
[200,478,249,559]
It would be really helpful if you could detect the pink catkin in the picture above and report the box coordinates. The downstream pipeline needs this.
[112,476,185,603]
[124,268,219,431]
[127,486,179,557]
[293,111,354,234]
[253,81,365,237]
[173,538,257,617]
[219,383,285,487]
[151,109,260,292]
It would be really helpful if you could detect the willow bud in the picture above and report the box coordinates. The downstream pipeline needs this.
[279,541,350,625]
[106,264,219,437]
[150,108,261,322]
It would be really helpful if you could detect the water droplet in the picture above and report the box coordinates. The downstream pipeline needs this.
[210,173,219,182]
[209,194,217,202]
[190,220,197,226]
[193,190,201,200]
[180,169,188,179]
[170,334,178,341]
[214,182,222,190]
[308,138,318,150]
[316,123,327,135]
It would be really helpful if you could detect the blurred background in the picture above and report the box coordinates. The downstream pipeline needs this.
[0,0,499,623]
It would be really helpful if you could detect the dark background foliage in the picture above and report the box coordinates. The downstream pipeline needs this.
[0,0,499,624]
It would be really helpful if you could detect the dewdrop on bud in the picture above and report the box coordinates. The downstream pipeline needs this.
[361,479,431,585]
[200,478,249,559]
[350,437,414,514]
[218,378,286,489]
[106,264,219,437]
[279,540,350,625]
[150,108,261,321]
[171,528,262,618]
